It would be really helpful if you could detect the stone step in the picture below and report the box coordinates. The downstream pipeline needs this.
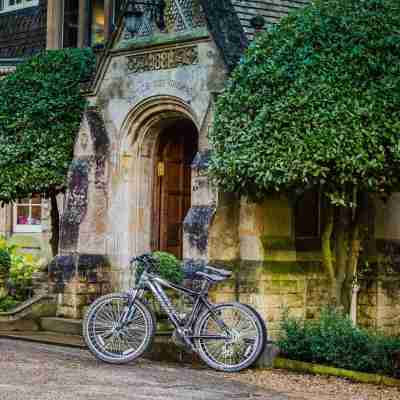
[0,330,199,364]
[0,331,85,348]
[40,317,83,336]
[0,329,277,368]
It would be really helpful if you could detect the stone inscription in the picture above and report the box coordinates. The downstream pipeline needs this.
[126,79,194,105]
[127,46,199,73]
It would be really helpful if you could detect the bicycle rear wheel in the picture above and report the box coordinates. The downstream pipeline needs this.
[194,302,266,372]
[83,293,155,364]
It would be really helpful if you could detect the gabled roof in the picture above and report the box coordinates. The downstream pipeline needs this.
[88,0,311,93]
[200,0,249,71]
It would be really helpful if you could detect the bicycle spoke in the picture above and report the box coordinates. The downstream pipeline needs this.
[87,296,150,360]
[197,305,261,369]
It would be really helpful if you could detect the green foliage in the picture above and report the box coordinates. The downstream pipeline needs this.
[209,0,400,206]
[0,248,11,275]
[278,308,400,377]
[0,48,95,202]
[136,251,184,284]
[0,235,40,305]
[0,295,19,312]
[9,253,40,299]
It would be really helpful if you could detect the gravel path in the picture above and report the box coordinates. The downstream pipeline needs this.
[226,368,400,400]
[0,338,292,400]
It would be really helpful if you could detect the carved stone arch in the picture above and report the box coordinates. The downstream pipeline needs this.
[120,95,198,157]
[108,95,199,269]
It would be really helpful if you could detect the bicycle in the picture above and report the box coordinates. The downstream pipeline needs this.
[83,253,267,372]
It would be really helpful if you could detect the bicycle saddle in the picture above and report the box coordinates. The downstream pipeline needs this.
[195,265,232,283]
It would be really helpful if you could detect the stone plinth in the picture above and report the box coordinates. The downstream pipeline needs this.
[48,254,112,319]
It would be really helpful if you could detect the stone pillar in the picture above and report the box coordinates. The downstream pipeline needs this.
[78,0,91,48]
[104,0,113,42]
[183,150,217,269]
[46,0,64,49]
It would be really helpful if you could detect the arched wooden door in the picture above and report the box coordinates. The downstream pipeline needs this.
[152,120,198,259]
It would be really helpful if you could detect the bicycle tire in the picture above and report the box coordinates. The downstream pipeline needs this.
[83,293,155,364]
[194,302,267,372]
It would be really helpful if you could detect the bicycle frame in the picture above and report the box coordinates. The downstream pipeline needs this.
[123,268,231,347]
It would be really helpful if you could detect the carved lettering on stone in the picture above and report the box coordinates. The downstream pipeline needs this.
[126,46,199,73]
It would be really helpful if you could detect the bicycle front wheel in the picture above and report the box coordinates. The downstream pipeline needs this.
[194,303,266,372]
[83,293,155,364]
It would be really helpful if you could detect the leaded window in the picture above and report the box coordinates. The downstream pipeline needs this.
[0,0,39,14]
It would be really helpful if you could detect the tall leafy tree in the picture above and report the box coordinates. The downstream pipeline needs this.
[209,0,400,310]
[0,49,95,256]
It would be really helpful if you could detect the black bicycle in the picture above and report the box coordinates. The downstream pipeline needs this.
[83,253,267,372]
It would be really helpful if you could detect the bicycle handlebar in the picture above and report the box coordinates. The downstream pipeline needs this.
[130,253,157,271]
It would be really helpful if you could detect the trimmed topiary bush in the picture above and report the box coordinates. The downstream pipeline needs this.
[135,251,184,285]
[209,0,400,310]
[278,308,400,377]
[0,48,95,255]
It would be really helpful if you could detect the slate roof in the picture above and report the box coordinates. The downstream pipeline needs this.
[232,0,311,40]
[200,0,249,71]
[199,0,310,70]
[0,0,47,60]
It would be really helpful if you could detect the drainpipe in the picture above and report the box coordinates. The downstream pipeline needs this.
[350,281,360,325]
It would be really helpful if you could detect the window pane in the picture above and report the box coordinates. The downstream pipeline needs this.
[64,0,79,48]
[16,206,29,225]
[295,190,320,238]
[31,206,42,225]
[91,0,105,45]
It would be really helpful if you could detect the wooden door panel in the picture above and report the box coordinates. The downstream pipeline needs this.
[154,121,197,259]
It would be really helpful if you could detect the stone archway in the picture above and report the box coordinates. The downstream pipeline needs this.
[111,96,200,271]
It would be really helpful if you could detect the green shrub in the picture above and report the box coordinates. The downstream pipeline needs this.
[136,252,184,285]
[0,248,11,275]
[0,295,19,312]
[8,253,40,299]
[278,308,400,377]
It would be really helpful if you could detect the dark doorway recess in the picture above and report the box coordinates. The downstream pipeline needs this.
[152,119,198,259]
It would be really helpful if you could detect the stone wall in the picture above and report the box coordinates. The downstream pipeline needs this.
[358,276,400,335]
[48,254,111,319]
[208,196,400,338]
[209,262,400,339]
[209,262,329,339]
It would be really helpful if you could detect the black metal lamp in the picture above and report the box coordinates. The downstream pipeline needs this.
[124,0,166,35]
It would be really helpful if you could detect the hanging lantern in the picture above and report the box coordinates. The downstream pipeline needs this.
[124,0,166,36]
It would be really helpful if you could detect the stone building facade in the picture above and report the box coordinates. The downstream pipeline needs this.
[1,0,400,337]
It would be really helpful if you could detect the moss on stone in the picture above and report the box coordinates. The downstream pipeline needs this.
[273,357,400,387]
[261,236,295,253]
[31,303,57,319]
[116,28,209,51]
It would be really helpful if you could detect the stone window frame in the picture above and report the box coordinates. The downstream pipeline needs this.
[13,195,43,233]
[0,0,38,14]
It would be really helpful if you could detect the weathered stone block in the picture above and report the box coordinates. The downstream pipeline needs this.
[62,294,87,308]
